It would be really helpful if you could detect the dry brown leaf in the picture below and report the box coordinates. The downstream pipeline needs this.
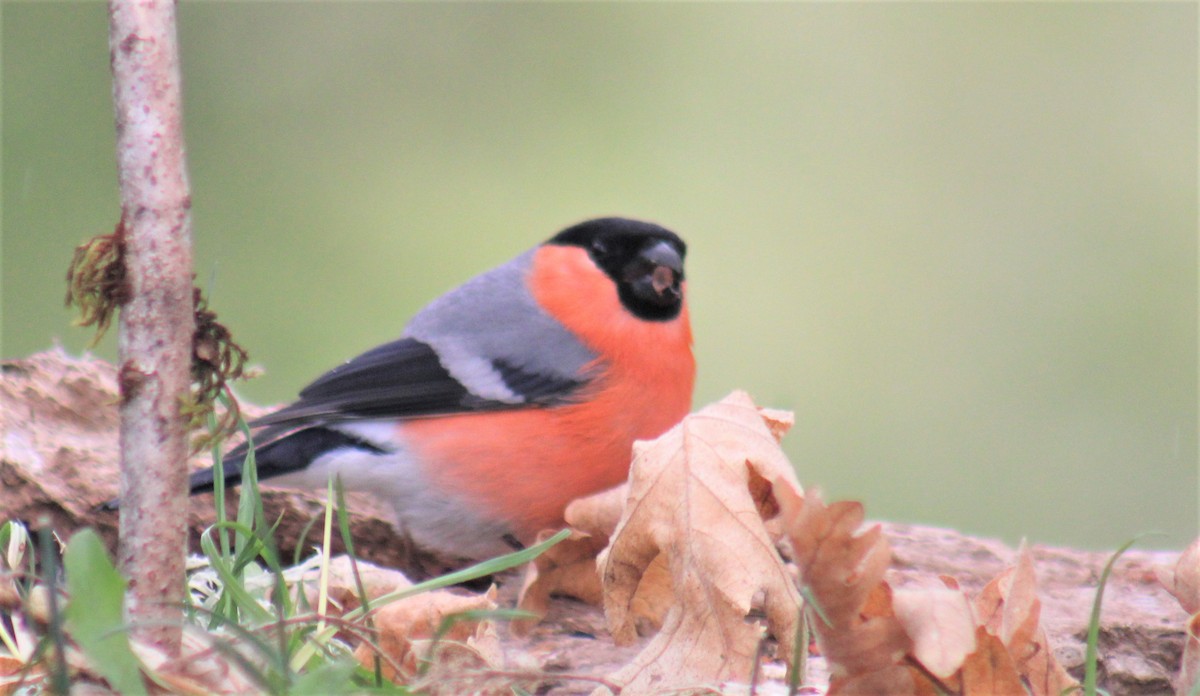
[566,481,631,537]
[1181,612,1200,696]
[1161,536,1200,614]
[292,555,412,619]
[892,587,977,680]
[972,544,1077,696]
[356,585,500,683]
[514,528,608,636]
[778,478,1077,696]
[623,554,673,636]
[778,485,916,694]
[407,618,509,695]
[973,542,1039,660]
[138,628,263,696]
[1162,538,1200,695]
[1012,618,1075,694]
[833,666,945,696]
[960,627,1025,695]
[516,479,681,637]
[598,391,802,694]
[758,406,795,442]
[0,655,36,696]
[515,485,629,631]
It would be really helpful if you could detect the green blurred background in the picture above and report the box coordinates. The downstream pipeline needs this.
[3,3,1196,551]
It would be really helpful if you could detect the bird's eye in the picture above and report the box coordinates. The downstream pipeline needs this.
[591,239,607,256]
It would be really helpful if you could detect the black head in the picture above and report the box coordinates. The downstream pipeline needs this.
[548,217,687,321]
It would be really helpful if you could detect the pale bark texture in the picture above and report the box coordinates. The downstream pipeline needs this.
[108,0,195,654]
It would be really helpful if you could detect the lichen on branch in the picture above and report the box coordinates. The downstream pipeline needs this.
[66,225,252,449]
[65,217,129,346]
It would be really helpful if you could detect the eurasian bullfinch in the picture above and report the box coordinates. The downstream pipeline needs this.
[188,217,694,560]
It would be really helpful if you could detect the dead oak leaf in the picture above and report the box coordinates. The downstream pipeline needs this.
[514,528,608,636]
[356,585,501,684]
[777,485,918,694]
[598,391,803,694]
[972,543,1077,696]
[516,482,674,638]
[1160,538,1200,695]
[1182,612,1200,696]
[139,629,265,696]
[290,555,412,619]
[960,627,1026,696]
[1162,537,1200,695]
[892,586,976,680]
[516,485,628,633]
[0,654,38,696]
[1161,536,1200,613]
[973,541,1039,658]
[566,479,630,537]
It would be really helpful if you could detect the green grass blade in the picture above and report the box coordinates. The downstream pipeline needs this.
[200,527,275,625]
[433,608,538,637]
[207,411,232,560]
[294,515,323,566]
[345,529,571,622]
[230,408,268,560]
[62,529,147,696]
[317,476,336,633]
[799,585,832,627]
[1083,536,1146,696]
[334,477,370,613]
[334,476,383,687]
[788,601,808,695]
[40,524,70,696]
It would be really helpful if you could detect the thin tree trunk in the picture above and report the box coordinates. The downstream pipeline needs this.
[108,0,194,655]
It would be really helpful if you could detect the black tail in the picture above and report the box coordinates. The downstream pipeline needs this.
[188,426,388,495]
[100,427,387,511]
[186,451,248,495]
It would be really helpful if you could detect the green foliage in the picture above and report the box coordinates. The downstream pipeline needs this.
[62,529,147,696]
[289,659,364,695]
[188,412,364,694]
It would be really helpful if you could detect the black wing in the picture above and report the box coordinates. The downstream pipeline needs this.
[251,337,586,429]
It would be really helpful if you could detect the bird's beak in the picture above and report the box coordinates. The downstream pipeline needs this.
[625,240,683,307]
[641,241,683,294]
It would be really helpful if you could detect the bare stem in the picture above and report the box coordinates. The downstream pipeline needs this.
[107,0,195,655]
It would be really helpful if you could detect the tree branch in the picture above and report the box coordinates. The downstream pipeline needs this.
[107,0,194,655]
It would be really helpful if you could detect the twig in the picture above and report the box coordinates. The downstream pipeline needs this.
[107,0,195,655]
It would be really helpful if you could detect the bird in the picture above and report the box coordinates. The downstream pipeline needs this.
[187,217,694,561]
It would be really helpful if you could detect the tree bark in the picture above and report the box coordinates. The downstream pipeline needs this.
[107,0,194,655]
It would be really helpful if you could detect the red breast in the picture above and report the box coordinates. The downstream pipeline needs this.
[402,244,695,540]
